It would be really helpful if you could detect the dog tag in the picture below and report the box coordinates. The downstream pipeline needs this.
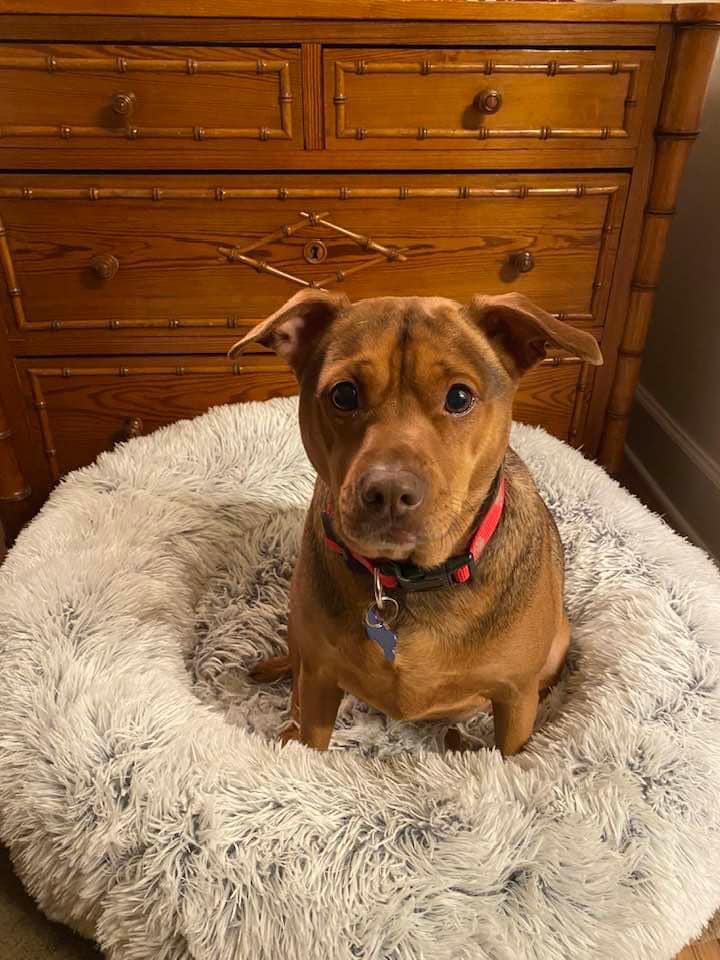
[365,606,398,663]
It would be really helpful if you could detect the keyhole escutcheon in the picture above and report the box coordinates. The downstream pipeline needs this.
[303,239,328,264]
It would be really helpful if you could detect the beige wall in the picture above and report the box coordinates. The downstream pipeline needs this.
[626,51,720,559]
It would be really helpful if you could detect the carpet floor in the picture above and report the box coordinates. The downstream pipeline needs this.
[0,846,97,959]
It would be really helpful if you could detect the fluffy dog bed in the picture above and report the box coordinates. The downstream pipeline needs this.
[1,397,719,960]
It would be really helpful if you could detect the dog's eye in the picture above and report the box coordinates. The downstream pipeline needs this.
[444,383,475,415]
[330,380,359,412]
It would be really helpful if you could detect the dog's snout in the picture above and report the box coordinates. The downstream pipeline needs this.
[358,466,426,519]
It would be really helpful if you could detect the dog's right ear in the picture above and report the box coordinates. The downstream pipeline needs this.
[228,288,350,375]
[468,292,603,380]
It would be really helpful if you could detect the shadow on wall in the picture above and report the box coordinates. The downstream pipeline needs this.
[626,49,720,562]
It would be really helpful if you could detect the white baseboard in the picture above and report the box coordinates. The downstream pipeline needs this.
[635,384,720,493]
[623,444,711,554]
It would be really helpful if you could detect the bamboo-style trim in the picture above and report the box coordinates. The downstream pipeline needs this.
[599,22,720,472]
[590,190,620,322]
[220,251,317,288]
[218,212,328,261]
[334,59,640,141]
[26,362,291,480]
[337,60,640,76]
[0,214,27,329]
[26,356,588,381]
[27,372,59,482]
[315,252,399,289]
[0,398,31,502]
[19,312,595,333]
[28,363,285,377]
[0,55,288,73]
[0,486,32,502]
[540,356,585,368]
[339,127,629,141]
[277,63,293,139]
[20,350,584,484]
[3,185,615,331]
[568,361,593,447]
[299,211,407,262]
[0,184,618,201]
[0,58,292,141]
[0,125,291,140]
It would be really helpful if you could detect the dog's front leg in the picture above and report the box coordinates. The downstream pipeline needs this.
[492,685,539,757]
[299,660,342,751]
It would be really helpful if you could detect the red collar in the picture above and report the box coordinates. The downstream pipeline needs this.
[321,473,506,593]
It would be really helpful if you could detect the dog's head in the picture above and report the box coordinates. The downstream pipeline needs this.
[232,291,601,567]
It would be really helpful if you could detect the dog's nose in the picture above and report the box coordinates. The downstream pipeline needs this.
[358,466,426,518]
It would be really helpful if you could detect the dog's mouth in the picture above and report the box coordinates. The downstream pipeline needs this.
[345,526,418,562]
[335,475,458,563]
[334,522,414,560]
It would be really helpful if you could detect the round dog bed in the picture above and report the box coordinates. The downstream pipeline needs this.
[1,397,719,960]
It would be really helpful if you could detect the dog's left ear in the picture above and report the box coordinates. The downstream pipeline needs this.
[228,288,350,375]
[468,292,603,379]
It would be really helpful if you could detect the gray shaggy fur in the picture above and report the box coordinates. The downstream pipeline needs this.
[0,397,719,960]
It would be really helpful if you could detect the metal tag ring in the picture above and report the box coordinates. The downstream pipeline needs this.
[365,596,399,628]
[373,567,387,608]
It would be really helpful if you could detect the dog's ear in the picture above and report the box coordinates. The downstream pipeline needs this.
[228,289,350,374]
[468,292,603,379]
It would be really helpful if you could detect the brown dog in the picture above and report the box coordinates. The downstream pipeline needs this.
[231,291,602,756]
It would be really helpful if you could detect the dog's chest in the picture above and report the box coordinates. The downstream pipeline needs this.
[334,609,496,722]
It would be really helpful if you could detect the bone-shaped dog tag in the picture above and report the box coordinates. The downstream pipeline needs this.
[365,604,398,663]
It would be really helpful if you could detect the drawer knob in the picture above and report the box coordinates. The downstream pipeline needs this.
[111,91,137,117]
[90,254,120,280]
[121,417,143,442]
[510,250,535,273]
[474,88,503,115]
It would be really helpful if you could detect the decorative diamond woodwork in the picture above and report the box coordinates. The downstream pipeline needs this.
[0,180,621,331]
[218,210,408,289]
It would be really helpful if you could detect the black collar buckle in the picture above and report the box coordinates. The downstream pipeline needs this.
[379,551,476,593]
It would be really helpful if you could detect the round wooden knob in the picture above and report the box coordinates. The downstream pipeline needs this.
[90,254,120,280]
[111,91,136,116]
[510,250,535,273]
[123,417,143,441]
[474,88,503,114]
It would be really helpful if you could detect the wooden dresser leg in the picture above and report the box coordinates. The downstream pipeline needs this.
[0,394,32,549]
[599,21,720,473]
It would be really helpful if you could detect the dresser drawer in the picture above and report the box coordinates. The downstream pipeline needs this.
[0,173,627,339]
[0,44,301,168]
[324,48,654,153]
[16,356,298,482]
[16,352,592,486]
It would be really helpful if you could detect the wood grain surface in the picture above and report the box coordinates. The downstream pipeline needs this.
[0,172,625,335]
[0,44,302,168]
[1,1,718,25]
[15,351,587,484]
[324,48,654,151]
[0,4,716,550]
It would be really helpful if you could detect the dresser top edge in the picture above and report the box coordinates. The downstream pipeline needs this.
[0,1,719,27]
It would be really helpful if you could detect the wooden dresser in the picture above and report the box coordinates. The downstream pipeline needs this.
[0,1,718,545]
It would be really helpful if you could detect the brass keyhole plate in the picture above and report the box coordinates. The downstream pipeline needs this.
[303,239,328,264]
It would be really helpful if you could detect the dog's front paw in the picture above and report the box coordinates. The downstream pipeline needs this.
[279,721,301,745]
[250,655,292,684]
[444,727,471,753]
